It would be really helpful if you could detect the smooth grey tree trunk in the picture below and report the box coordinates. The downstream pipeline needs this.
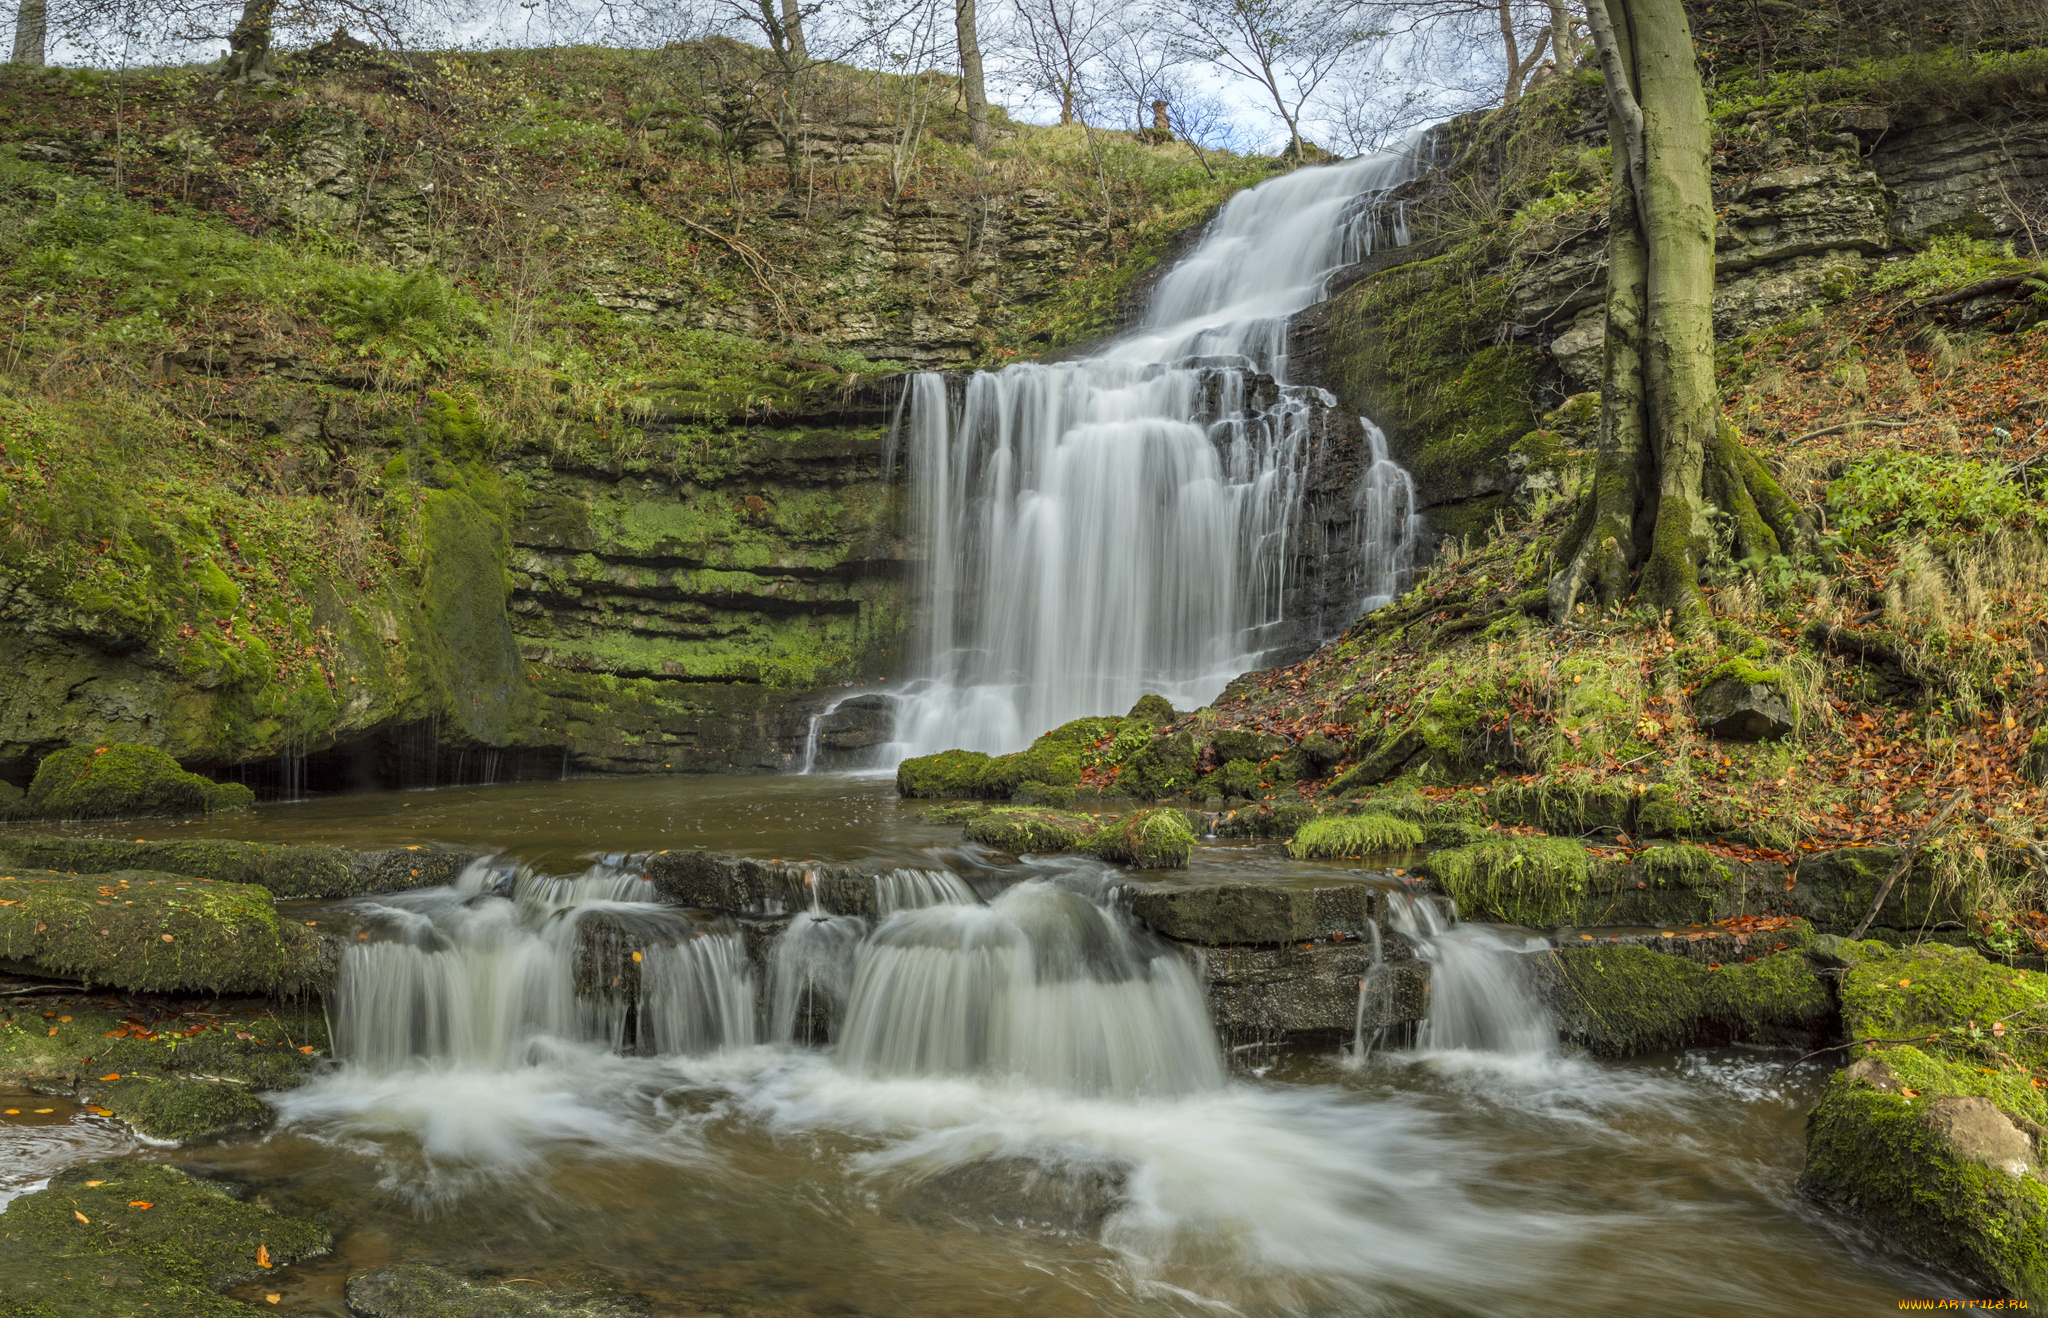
[10,0,47,66]
[956,0,990,151]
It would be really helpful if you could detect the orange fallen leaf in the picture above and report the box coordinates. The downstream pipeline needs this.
[129,1201,153,1209]
[265,1296,281,1305]
[101,1073,119,1081]
[1899,979,1912,987]
[89,1107,112,1116]
[83,1180,103,1186]
[73,1210,89,1225]
[46,1028,57,1036]
[298,1045,315,1054]
[161,934,174,943]
[257,1244,272,1268]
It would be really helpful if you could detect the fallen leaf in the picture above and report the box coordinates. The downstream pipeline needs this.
[100,1073,119,1080]
[257,1244,272,1268]
[129,1201,153,1209]
[89,1107,111,1116]
[83,1180,103,1186]
[1900,979,1912,987]
[265,1296,280,1305]
[45,1028,56,1037]
[298,1045,315,1054]
[161,934,174,943]
[74,1210,89,1225]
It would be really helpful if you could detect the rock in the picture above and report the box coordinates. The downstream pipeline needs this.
[895,748,994,798]
[1424,836,1591,927]
[1084,807,1195,869]
[642,848,881,918]
[1125,881,1387,945]
[1923,1096,2039,1179]
[1115,730,1202,802]
[0,1160,331,1312]
[1285,813,1425,859]
[1195,934,1429,1049]
[18,744,253,821]
[1125,694,1177,727]
[800,694,896,771]
[345,1263,651,1317]
[965,807,1096,855]
[891,1157,1128,1234]
[1790,847,1971,932]
[1691,672,1796,741]
[1535,945,1831,1055]
[94,1076,276,1142]
[0,834,486,899]
[0,869,332,995]
[1549,310,1607,393]
[1839,943,2048,1075]
[1843,1055,1902,1092]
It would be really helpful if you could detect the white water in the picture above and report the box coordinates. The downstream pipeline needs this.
[1359,889,1557,1059]
[880,142,1426,760]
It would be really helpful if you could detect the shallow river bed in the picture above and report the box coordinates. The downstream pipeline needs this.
[1,776,1967,1315]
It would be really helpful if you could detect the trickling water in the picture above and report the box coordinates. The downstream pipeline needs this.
[1379,889,1555,1057]
[886,141,1427,758]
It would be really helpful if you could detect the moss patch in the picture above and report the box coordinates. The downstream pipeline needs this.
[1085,808,1196,869]
[0,869,330,994]
[0,1160,331,1315]
[1543,945,1831,1055]
[1426,836,1592,927]
[1285,814,1426,859]
[1840,943,2048,1073]
[17,745,253,821]
[965,808,1095,855]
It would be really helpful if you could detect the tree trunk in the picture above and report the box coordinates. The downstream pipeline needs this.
[222,0,278,81]
[9,0,46,66]
[955,0,990,152]
[780,0,807,61]
[1551,0,1800,624]
[1548,0,1578,72]
[1498,0,1523,104]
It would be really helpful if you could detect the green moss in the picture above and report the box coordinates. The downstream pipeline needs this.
[96,1076,274,1142]
[0,996,328,1098]
[1545,946,1831,1055]
[977,742,1083,798]
[20,745,252,821]
[1485,777,1636,836]
[1841,944,2048,1073]
[964,807,1095,855]
[0,869,330,994]
[1085,807,1196,869]
[1801,1073,2048,1305]
[1427,836,1591,926]
[1115,731,1201,802]
[0,1160,331,1315]
[1285,814,1426,859]
[1700,653,1786,690]
[1125,694,1176,727]
[1209,758,1263,799]
[896,749,994,798]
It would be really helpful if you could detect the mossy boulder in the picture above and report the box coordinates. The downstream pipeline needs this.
[1425,836,1591,927]
[1484,777,1636,837]
[1125,881,1384,945]
[0,869,332,994]
[1570,843,1745,927]
[975,741,1084,799]
[1839,943,2048,1074]
[896,749,994,799]
[1084,807,1196,869]
[1540,944,1831,1055]
[0,1160,331,1315]
[1213,799,1319,839]
[1285,814,1425,859]
[94,1077,275,1142]
[1792,846,1973,933]
[965,807,1096,855]
[1208,757,1264,800]
[1329,681,1521,790]
[19,744,253,821]
[1,995,329,1102]
[1692,658,1795,742]
[1802,1065,2048,1304]
[1124,694,1177,728]
[1115,731,1201,802]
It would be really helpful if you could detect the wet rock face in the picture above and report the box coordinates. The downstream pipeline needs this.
[1923,1096,2040,1180]
[643,848,883,919]
[1691,673,1797,742]
[891,1157,1130,1235]
[1123,882,1388,946]
[0,834,486,900]
[1195,937,1429,1049]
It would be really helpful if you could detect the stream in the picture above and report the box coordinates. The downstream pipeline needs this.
[5,775,1961,1314]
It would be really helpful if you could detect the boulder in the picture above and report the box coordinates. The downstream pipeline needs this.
[965,807,1096,855]
[643,849,881,918]
[0,869,332,995]
[1790,846,1972,932]
[1534,944,1830,1055]
[1923,1096,2039,1180]
[1084,807,1194,868]
[17,744,253,821]
[1692,672,1795,741]
[0,834,485,899]
[1196,935,1429,1049]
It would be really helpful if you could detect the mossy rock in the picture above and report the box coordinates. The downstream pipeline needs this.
[1693,659,1796,742]
[1541,945,1831,1055]
[1285,814,1425,859]
[1484,778,1636,837]
[1,996,329,1100]
[0,1159,331,1315]
[1840,943,2048,1075]
[1115,732,1201,802]
[976,742,1083,799]
[20,745,253,821]
[1207,729,1288,765]
[1124,695,1176,728]
[1792,847,1974,933]
[1801,1067,2048,1305]
[1425,836,1591,927]
[896,749,994,799]
[1212,799,1318,839]
[0,835,480,900]
[1566,843,1747,927]
[964,808,1096,856]
[95,1076,275,1142]
[0,869,332,995]
[1330,682,1521,790]
[1085,807,1195,869]
[1207,757,1264,800]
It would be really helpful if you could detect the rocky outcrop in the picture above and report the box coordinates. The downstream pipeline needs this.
[0,834,486,899]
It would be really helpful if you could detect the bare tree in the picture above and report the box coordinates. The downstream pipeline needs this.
[1343,0,1557,108]
[10,0,48,63]
[955,0,990,148]
[1167,0,1380,158]
[1009,0,1108,124]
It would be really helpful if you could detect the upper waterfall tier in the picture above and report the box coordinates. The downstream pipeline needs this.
[885,139,1425,761]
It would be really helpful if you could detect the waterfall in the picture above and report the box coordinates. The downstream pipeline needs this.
[835,880,1225,1097]
[886,140,1427,759]
[1374,890,1554,1057]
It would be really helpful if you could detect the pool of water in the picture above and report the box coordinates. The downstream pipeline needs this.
[0,776,1965,1314]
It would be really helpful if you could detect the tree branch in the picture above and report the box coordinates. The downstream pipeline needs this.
[1581,0,1648,215]
[1847,789,1970,942]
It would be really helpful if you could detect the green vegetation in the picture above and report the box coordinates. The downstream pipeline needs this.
[14,744,252,820]
[1086,807,1197,869]
[0,1160,331,1315]
[1285,814,1425,859]
[1545,944,1830,1054]
[965,807,1094,855]
[1427,836,1592,927]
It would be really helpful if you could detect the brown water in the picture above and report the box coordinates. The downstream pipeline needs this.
[0,777,1970,1314]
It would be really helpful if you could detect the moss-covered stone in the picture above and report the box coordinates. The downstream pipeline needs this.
[0,1160,331,1315]
[94,1076,275,1142]
[0,869,331,994]
[1285,814,1426,859]
[1126,881,1383,945]
[964,807,1096,855]
[1542,945,1831,1055]
[1,996,329,1102]
[1212,799,1319,839]
[1484,777,1637,837]
[1124,694,1176,728]
[1085,807,1195,869]
[18,745,253,821]
[1793,846,1973,933]
[1115,731,1201,802]
[896,749,994,798]
[1426,836,1592,927]
[1208,757,1264,800]
[0,835,480,899]
[1801,1069,2048,1304]
[1840,943,2048,1074]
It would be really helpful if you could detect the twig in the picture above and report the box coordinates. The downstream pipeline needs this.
[1913,271,2034,312]
[1848,789,1969,941]
[1789,418,1917,445]
[1790,1034,1941,1065]
[677,217,795,334]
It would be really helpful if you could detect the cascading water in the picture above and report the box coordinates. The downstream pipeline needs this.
[1369,888,1555,1057]
[882,140,1427,760]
